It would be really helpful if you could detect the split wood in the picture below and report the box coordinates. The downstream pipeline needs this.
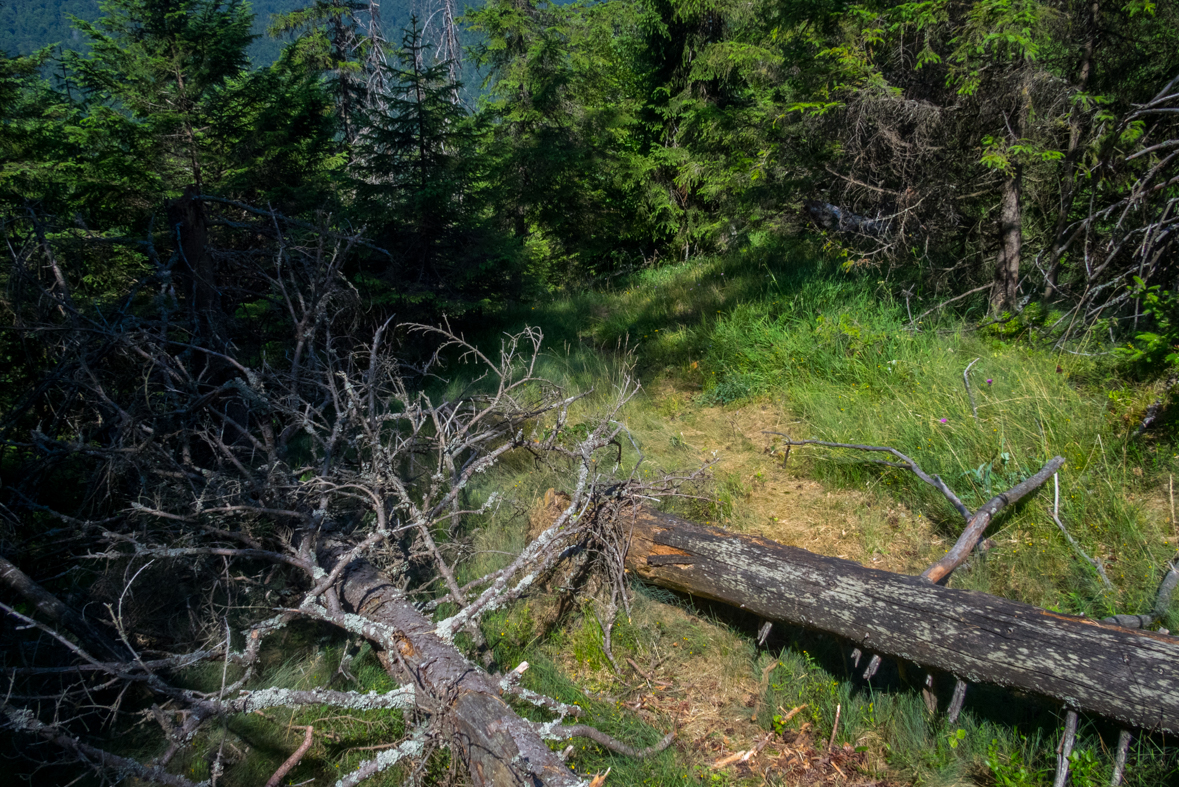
[1111,730,1132,787]
[1053,709,1078,787]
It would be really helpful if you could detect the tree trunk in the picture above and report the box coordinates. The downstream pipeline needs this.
[623,507,1179,733]
[166,186,224,347]
[320,545,583,787]
[991,168,1023,314]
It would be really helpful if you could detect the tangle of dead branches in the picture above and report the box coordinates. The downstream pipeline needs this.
[0,198,696,785]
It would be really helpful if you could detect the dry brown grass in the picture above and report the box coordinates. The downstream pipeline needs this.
[1139,476,1179,546]
[578,597,762,746]
[642,381,942,575]
[514,380,960,783]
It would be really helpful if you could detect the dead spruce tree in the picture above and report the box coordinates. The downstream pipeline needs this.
[0,200,687,785]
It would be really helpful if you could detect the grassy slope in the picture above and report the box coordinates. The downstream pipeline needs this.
[503,235,1179,617]
[473,234,1179,785]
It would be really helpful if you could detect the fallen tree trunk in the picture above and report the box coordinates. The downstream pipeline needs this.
[321,546,584,787]
[623,508,1179,733]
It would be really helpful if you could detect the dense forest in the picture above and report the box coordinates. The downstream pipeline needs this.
[2,0,1179,784]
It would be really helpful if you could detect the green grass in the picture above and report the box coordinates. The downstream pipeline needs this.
[124,626,415,787]
[491,233,1179,622]
[701,283,1171,618]
[463,231,1179,784]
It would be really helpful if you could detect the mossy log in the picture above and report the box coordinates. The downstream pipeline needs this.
[623,507,1179,733]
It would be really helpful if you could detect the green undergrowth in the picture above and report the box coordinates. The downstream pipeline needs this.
[482,581,753,785]
[490,234,1179,623]
[459,233,1179,784]
[755,635,1179,786]
[89,237,1179,786]
[109,625,421,786]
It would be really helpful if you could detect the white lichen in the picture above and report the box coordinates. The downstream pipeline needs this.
[238,685,415,713]
[334,728,428,787]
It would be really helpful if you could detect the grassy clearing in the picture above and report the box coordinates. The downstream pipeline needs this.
[468,232,1179,784]
[500,234,1179,621]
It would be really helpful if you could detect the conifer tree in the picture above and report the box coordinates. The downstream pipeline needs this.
[469,0,654,276]
[352,18,482,300]
[269,0,374,143]
[67,0,256,194]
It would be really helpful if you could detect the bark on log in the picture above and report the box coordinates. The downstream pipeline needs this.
[320,546,584,787]
[623,508,1179,733]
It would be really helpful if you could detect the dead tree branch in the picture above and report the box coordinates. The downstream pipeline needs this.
[0,201,690,786]
[763,432,1063,584]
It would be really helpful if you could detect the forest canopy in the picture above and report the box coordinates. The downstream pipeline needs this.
[3,0,1176,319]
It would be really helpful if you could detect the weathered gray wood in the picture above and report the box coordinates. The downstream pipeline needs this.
[947,679,968,725]
[1053,709,1078,787]
[321,547,583,787]
[624,508,1179,733]
[1111,729,1132,786]
[923,456,1065,583]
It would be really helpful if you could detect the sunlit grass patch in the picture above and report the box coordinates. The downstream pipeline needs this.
[497,236,1179,620]
[460,236,1179,785]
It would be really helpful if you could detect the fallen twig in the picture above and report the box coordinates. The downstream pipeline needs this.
[751,660,779,722]
[626,657,672,687]
[1135,373,1177,437]
[778,704,808,723]
[588,767,611,787]
[762,434,971,521]
[266,725,314,787]
[906,284,992,331]
[763,433,1063,585]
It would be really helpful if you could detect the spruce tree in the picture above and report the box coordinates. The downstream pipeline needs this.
[353,18,477,295]
[67,0,256,195]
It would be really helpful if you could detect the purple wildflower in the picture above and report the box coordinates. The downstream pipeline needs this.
[939,418,948,423]
[986,378,993,385]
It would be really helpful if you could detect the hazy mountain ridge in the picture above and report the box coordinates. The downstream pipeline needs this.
[0,0,427,66]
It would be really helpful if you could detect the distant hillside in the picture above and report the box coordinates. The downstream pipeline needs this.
[0,0,435,67]
[0,0,99,56]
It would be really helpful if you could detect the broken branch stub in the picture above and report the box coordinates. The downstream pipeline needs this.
[923,456,1065,584]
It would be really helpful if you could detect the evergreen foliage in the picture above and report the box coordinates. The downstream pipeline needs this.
[352,17,505,310]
